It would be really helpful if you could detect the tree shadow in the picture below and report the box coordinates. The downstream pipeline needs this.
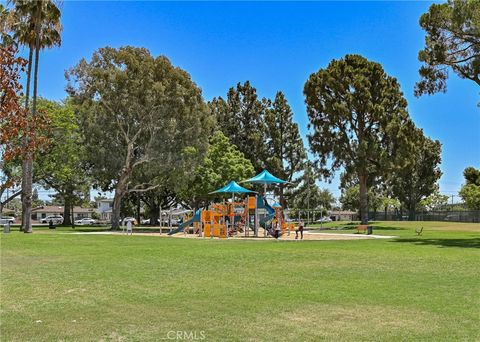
[391,238,480,249]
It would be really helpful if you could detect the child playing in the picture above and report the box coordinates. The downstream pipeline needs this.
[295,221,304,240]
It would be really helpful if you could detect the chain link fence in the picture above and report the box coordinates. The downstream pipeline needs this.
[368,210,480,223]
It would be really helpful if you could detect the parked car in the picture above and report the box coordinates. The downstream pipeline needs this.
[315,217,332,223]
[40,215,64,224]
[74,218,97,225]
[0,216,15,224]
[140,218,161,225]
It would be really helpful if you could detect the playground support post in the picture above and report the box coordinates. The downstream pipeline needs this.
[254,195,259,237]
[159,207,162,235]
[210,216,214,240]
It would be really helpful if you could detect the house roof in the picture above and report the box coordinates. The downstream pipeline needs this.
[328,210,357,215]
[32,206,95,214]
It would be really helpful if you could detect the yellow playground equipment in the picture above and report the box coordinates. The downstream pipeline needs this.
[170,195,295,239]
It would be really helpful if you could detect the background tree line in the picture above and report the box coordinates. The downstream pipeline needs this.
[1,0,478,231]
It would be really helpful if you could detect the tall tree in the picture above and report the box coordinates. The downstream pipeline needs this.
[390,132,442,220]
[304,54,414,225]
[7,0,62,232]
[34,99,90,225]
[211,81,268,171]
[67,46,213,229]
[459,166,480,209]
[265,91,306,207]
[415,0,480,98]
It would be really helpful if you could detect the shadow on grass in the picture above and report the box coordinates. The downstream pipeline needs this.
[391,238,480,249]
[368,226,406,231]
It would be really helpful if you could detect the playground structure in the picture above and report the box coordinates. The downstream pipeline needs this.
[168,170,295,239]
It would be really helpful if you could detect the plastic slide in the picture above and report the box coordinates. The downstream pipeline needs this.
[258,196,277,236]
[167,209,202,235]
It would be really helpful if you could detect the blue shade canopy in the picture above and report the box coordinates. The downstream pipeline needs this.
[210,181,255,194]
[241,169,287,184]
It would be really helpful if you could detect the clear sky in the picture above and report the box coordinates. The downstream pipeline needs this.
[12,1,479,201]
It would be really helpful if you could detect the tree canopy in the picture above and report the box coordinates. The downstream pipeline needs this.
[389,131,443,220]
[265,91,306,207]
[210,81,268,171]
[183,130,255,207]
[415,0,480,98]
[66,46,213,229]
[34,98,90,224]
[304,54,414,224]
[459,166,480,209]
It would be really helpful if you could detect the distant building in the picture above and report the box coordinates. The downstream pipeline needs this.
[31,206,95,221]
[328,210,357,221]
[96,198,114,221]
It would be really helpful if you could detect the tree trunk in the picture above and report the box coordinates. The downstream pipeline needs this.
[63,197,72,226]
[149,202,160,226]
[21,156,33,233]
[136,195,141,225]
[359,174,368,225]
[111,172,130,230]
[23,20,41,234]
[279,184,286,208]
[111,190,123,230]
[20,46,34,232]
[408,203,416,221]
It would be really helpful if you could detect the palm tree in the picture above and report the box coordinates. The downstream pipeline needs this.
[7,0,62,233]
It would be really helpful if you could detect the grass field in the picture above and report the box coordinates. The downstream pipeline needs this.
[1,221,479,341]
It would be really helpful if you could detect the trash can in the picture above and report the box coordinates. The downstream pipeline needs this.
[367,225,373,235]
[3,223,10,233]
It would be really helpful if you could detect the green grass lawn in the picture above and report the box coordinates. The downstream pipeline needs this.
[1,221,479,341]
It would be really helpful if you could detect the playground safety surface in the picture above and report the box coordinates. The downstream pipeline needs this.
[67,231,397,240]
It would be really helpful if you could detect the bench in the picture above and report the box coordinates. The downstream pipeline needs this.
[356,225,368,234]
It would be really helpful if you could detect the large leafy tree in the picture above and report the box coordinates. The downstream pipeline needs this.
[390,132,442,220]
[67,46,213,229]
[211,81,268,171]
[415,0,480,98]
[34,99,90,225]
[6,0,62,232]
[459,166,480,209]
[265,91,306,207]
[181,130,255,208]
[304,54,413,225]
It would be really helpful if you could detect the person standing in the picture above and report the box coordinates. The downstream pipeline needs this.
[126,220,133,235]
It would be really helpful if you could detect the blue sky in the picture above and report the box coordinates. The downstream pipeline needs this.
[11,1,479,201]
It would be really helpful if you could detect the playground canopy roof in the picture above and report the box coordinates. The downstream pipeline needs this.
[210,181,255,194]
[241,169,287,184]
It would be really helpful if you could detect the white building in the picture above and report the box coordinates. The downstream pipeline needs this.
[96,198,114,221]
